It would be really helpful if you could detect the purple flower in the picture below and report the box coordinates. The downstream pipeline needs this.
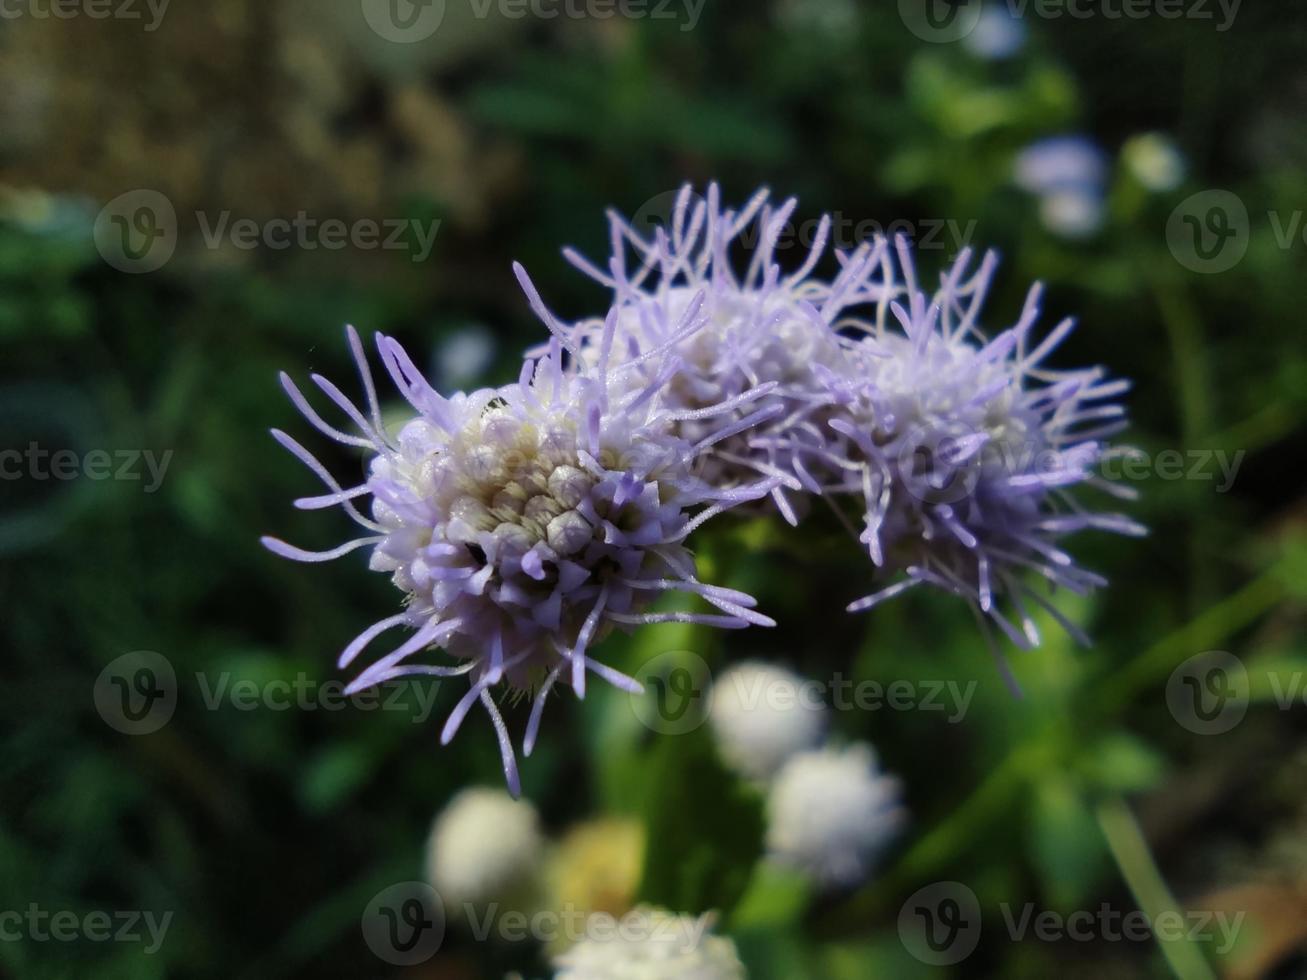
[833,239,1144,672]
[263,277,780,794]
[1014,136,1108,196]
[554,184,887,525]
[1014,136,1109,239]
[964,4,1028,60]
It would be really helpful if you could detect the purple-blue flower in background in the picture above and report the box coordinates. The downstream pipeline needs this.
[833,239,1145,677]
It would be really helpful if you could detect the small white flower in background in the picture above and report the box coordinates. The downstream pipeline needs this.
[964,4,1027,60]
[1122,132,1186,192]
[1014,136,1108,239]
[426,787,543,910]
[766,744,906,888]
[553,906,745,980]
[1039,186,1106,239]
[709,662,826,781]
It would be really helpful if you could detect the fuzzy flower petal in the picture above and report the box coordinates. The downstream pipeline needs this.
[554,183,892,525]
[265,280,781,793]
[834,239,1145,662]
[766,743,906,888]
[709,661,827,781]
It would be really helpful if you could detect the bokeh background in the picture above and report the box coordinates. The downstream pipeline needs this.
[4,0,1307,977]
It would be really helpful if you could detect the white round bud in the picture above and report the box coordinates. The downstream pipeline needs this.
[709,662,826,780]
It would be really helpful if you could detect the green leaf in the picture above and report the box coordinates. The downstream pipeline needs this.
[636,725,765,918]
[1029,775,1107,909]
[1079,732,1166,794]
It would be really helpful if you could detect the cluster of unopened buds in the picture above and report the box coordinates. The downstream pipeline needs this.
[264,185,1143,793]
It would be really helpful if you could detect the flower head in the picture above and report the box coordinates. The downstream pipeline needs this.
[709,661,827,781]
[1014,136,1108,197]
[553,906,745,980]
[426,787,542,910]
[832,240,1145,667]
[964,4,1027,60]
[1122,132,1186,192]
[546,818,645,953]
[263,272,780,793]
[765,743,905,887]
[556,184,887,525]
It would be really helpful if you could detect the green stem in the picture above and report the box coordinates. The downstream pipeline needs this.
[1092,562,1286,718]
[1097,797,1216,980]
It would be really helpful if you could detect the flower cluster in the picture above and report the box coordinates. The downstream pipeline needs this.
[265,301,780,793]
[265,184,1139,790]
